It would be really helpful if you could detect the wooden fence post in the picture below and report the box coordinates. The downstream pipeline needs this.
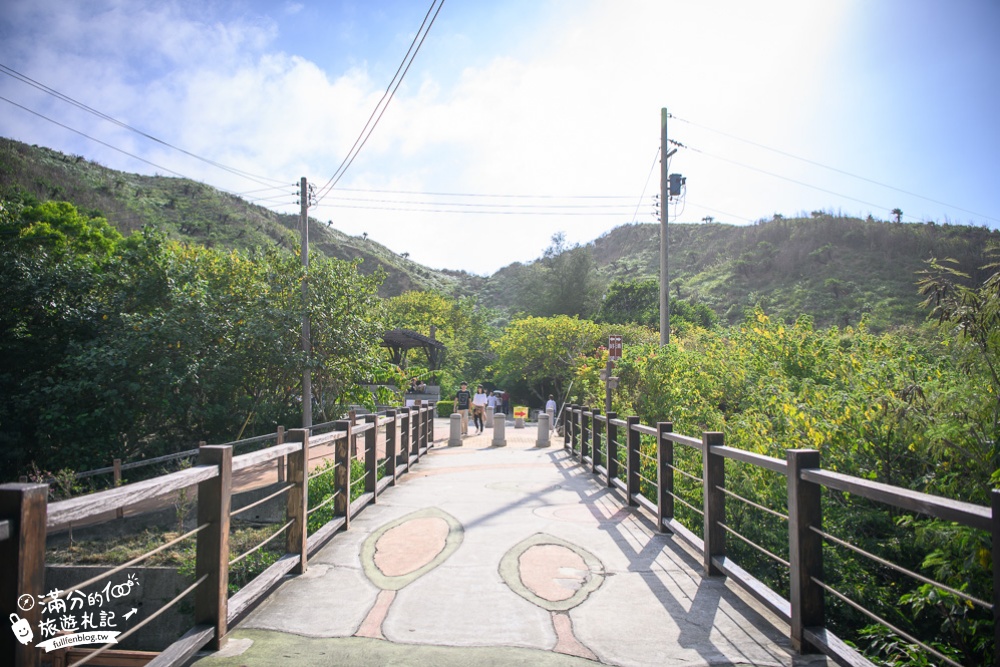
[399,408,410,470]
[581,407,591,463]
[657,422,673,533]
[348,410,358,459]
[426,404,435,445]
[276,426,286,483]
[412,401,423,461]
[563,404,574,450]
[412,404,421,460]
[787,448,824,653]
[0,483,47,667]
[702,432,725,576]
[385,410,398,485]
[590,408,601,474]
[572,406,581,458]
[606,412,618,488]
[334,419,351,529]
[365,414,378,500]
[626,416,640,506]
[285,429,308,575]
[195,445,232,650]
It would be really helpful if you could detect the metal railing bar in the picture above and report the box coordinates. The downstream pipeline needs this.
[717,521,790,568]
[666,462,702,483]
[224,431,280,449]
[70,573,209,667]
[717,485,789,522]
[119,449,198,471]
[307,463,339,482]
[306,490,342,516]
[231,484,294,519]
[637,472,657,488]
[229,519,295,567]
[57,523,209,600]
[637,450,656,464]
[810,525,991,611]
[811,577,964,667]
[666,489,704,517]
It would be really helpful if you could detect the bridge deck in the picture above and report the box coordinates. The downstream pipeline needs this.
[192,421,828,667]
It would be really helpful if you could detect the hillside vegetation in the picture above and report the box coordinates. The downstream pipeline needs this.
[0,137,458,296]
[2,136,998,329]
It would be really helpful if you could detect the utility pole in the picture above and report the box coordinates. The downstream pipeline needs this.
[659,108,670,346]
[300,176,311,429]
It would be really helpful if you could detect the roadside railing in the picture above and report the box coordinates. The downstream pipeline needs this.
[0,403,436,667]
[561,404,998,667]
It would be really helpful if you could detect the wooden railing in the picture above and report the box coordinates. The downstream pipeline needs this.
[0,404,436,667]
[561,404,998,667]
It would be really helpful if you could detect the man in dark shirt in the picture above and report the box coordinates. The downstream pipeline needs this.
[455,381,472,436]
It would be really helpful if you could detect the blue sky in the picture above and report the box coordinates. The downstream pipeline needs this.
[1,0,998,274]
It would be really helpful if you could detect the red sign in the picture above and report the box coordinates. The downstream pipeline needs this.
[609,334,623,360]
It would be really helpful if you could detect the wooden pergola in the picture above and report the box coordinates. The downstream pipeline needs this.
[382,328,446,370]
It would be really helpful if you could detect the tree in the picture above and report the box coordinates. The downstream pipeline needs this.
[891,208,903,223]
[520,233,603,318]
[597,277,659,327]
[0,197,391,476]
[384,290,498,391]
[490,315,603,403]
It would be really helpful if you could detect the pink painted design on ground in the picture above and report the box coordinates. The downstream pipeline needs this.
[355,589,395,639]
[374,516,449,578]
[551,610,598,660]
[518,544,589,602]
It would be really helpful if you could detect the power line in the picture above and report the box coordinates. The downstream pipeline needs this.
[315,0,445,203]
[671,113,999,225]
[311,201,636,216]
[631,146,660,223]
[681,139,921,221]
[323,194,634,210]
[0,95,190,179]
[334,186,633,200]
[0,63,289,189]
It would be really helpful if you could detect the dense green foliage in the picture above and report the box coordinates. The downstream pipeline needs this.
[384,290,499,393]
[0,195,389,478]
[565,302,997,666]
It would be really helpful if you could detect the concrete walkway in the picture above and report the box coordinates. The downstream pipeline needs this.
[192,421,828,667]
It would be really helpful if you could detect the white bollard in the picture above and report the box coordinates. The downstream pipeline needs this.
[536,413,551,447]
[486,405,494,428]
[492,412,507,447]
[546,407,555,430]
[448,413,463,446]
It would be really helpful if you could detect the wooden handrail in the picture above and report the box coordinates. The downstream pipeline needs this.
[567,409,995,667]
[802,468,991,530]
[48,465,217,529]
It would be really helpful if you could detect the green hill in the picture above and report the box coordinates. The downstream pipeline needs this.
[2,136,997,329]
[0,137,459,296]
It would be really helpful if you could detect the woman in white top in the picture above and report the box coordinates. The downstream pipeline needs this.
[472,386,489,434]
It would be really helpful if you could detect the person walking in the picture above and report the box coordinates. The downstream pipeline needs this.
[455,381,472,436]
[472,385,489,434]
[545,394,557,429]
